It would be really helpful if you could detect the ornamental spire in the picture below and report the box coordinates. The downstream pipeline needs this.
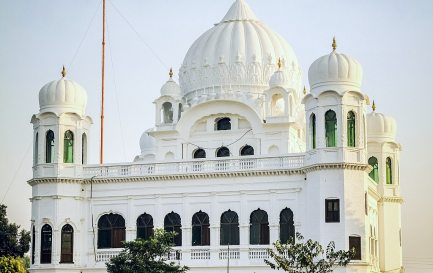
[303,86,307,95]
[372,100,376,112]
[332,36,337,51]
[169,67,173,79]
[277,58,282,70]
[61,65,66,78]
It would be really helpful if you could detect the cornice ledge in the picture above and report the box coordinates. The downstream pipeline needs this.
[302,163,370,173]
[28,178,84,186]
[378,196,404,204]
[82,169,305,184]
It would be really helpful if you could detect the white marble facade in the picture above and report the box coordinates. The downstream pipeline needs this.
[28,1,403,272]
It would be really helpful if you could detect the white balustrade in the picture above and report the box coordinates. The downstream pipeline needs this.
[83,155,304,179]
[191,248,211,260]
[95,249,123,262]
[219,248,240,260]
[248,247,270,260]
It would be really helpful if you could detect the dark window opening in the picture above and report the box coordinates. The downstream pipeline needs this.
[240,145,254,156]
[164,212,182,246]
[325,199,340,223]
[368,157,379,183]
[60,224,73,263]
[137,213,154,240]
[97,213,126,249]
[192,211,210,246]
[280,208,295,244]
[220,210,239,245]
[349,236,361,260]
[325,110,337,147]
[386,157,393,184]
[347,111,356,147]
[45,130,55,163]
[31,226,35,264]
[250,209,270,245]
[216,147,230,157]
[215,117,231,131]
[310,114,316,149]
[40,224,52,264]
[193,149,206,159]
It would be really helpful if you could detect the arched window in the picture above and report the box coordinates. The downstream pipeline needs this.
[386,157,393,184]
[215,117,231,131]
[137,213,154,240]
[82,133,87,164]
[220,210,239,245]
[216,147,230,157]
[310,114,316,149]
[34,133,39,165]
[63,130,74,163]
[193,149,206,159]
[347,111,356,147]
[240,145,254,156]
[97,213,126,249]
[162,102,174,124]
[40,224,52,264]
[368,157,379,183]
[60,224,73,263]
[250,209,269,245]
[325,110,337,147]
[178,103,183,120]
[192,211,210,246]
[46,130,55,163]
[280,208,295,244]
[164,212,182,246]
[31,226,35,264]
[271,93,284,116]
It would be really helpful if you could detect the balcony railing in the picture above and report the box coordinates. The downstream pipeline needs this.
[83,155,304,179]
[95,248,123,262]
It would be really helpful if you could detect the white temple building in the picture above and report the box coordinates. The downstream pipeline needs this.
[28,0,403,272]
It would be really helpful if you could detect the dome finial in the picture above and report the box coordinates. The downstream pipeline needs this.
[277,58,282,70]
[61,65,67,78]
[332,37,337,51]
[372,100,376,112]
[303,86,307,95]
[169,67,173,79]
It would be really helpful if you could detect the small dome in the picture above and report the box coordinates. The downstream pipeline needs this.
[269,70,288,88]
[139,132,156,155]
[160,78,181,97]
[367,111,397,140]
[308,41,362,92]
[39,72,87,116]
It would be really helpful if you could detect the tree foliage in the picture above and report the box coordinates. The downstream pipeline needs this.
[0,205,31,258]
[0,256,27,273]
[106,229,189,273]
[265,233,354,273]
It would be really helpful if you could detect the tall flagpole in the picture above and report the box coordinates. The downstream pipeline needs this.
[100,0,106,164]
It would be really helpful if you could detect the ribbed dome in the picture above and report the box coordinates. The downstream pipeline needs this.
[160,77,181,97]
[179,0,301,96]
[39,77,87,116]
[139,132,156,155]
[367,111,397,140]
[308,49,363,91]
[269,70,288,88]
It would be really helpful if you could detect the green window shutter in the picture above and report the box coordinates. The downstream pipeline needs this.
[325,110,337,147]
[63,131,74,163]
[368,157,379,183]
[311,114,316,149]
[347,111,356,147]
[386,157,393,184]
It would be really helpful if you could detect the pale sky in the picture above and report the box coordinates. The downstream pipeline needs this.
[0,0,432,271]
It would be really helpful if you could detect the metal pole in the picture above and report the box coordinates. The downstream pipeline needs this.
[100,0,106,164]
[227,243,230,273]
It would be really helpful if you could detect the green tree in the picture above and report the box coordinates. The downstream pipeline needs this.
[265,233,354,273]
[0,205,31,258]
[106,229,189,273]
[0,256,27,273]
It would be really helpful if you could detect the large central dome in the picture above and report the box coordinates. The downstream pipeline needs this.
[179,0,301,96]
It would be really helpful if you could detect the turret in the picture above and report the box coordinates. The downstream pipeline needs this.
[154,68,183,129]
[31,67,92,178]
[366,102,403,271]
[303,38,368,165]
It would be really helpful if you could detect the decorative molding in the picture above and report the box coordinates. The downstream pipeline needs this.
[379,196,404,204]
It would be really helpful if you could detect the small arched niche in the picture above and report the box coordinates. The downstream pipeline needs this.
[161,102,174,124]
[271,93,285,116]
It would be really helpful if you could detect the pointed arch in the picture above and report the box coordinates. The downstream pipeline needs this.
[310,113,316,149]
[162,102,174,124]
[60,224,73,263]
[386,157,393,184]
[193,148,206,159]
[368,157,379,183]
[40,224,52,264]
[347,111,356,147]
[240,145,254,156]
[192,211,210,246]
[220,210,239,245]
[164,212,182,246]
[63,130,74,163]
[325,110,337,147]
[280,208,295,243]
[45,130,55,163]
[216,146,230,157]
[97,213,126,249]
[250,209,269,245]
[137,213,154,240]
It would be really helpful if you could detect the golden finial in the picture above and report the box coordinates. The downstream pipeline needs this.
[61,65,66,78]
[277,58,282,70]
[303,86,307,95]
[332,36,337,51]
[169,67,173,78]
[372,100,376,112]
